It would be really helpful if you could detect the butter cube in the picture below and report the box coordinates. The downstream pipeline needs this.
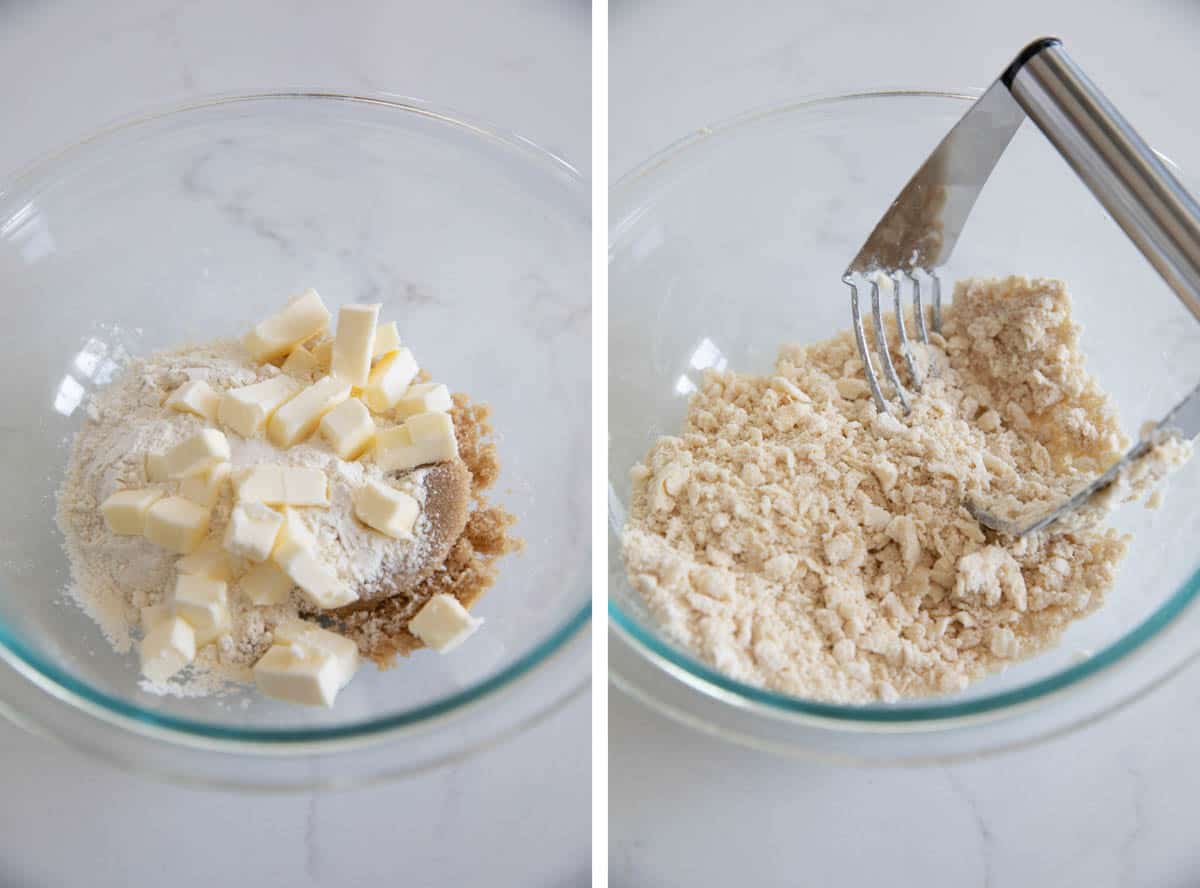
[101,488,165,535]
[271,510,356,610]
[281,345,320,377]
[372,321,400,359]
[234,465,329,507]
[224,502,284,562]
[140,616,196,683]
[164,429,231,479]
[374,411,458,472]
[409,594,482,652]
[362,348,419,412]
[353,479,419,538]
[179,461,231,508]
[145,452,170,483]
[274,547,356,610]
[243,289,332,363]
[177,538,234,581]
[253,637,358,707]
[394,383,453,419]
[312,339,333,370]
[144,496,211,554]
[165,380,220,421]
[268,376,352,447]
[171,574,231,646]
[140,603,171,629]
[240,561,293,606]
[218,376,300,438]
[319,398,376,460]
[331,303,380,387]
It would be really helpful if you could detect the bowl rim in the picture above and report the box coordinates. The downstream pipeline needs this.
[0,89,592,750]
[608,87,1200,728]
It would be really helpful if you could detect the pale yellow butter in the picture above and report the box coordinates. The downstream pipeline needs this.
[394,382,453,419]
[243,289,331,363]
[353,479,419,539]
[319,398,376,460]
[140,616,196,683]
[270,509,356,610]
[409,594,482,652]
[218,376,300,438]
[252,638,358,707]
[234,465,329,507]
[331,303,380,387]
[171,573,231,647]
[179,461,231,508]
[145,452,170,483]
[281,345,319,377]
[362,348,419,412]
[374,410,459,472]
[165,380,220,421]
[239,561,294,606]
[100,488,165,535]
[177,538,234,581]
[312,339,333,370]
[164,429,231,479]
[139,603,171,630]
[224,501,284,562]
[144,496,211,554]
[268,376,352,447]
[372,321,400,359]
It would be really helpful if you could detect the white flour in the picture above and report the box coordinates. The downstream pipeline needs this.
[55,338,433,697]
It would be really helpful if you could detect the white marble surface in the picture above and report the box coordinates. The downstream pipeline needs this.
[0,2,589,887]
[610,1,1200,885]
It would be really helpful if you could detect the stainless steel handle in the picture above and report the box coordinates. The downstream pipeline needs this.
[1008,39,1200,323]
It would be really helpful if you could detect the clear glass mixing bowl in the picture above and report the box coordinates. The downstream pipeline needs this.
[609,91,1200,763]
[0,92,590,788]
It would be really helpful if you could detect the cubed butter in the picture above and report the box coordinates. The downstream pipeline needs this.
[177,538,234,581]
[224,502,284,562]
[171,573,231,647]
[270,510,356,610]
[252,638,358,707]
[274,547,357,610]
[374,411,459,472]
[281,345,319,377]
[239,561,294,606]
[145,452,170,483]
[372,321,400,359]
[268,376,352,447]
[353,479,419,539]
[165,380,220,421]
[164,429,231,479]
[234,465,329,507]
[312,339,333,369]
[100,488,165,535]
[331,303,380,387]
[394,383,453,419]
[140,616,196,683]
[218,376,300,438]
[179,461,231,508]
[362,348,419,412]
[144,496,211,554]
[319,398,376,460]
[243,289,332,363]
[409,594,482,652]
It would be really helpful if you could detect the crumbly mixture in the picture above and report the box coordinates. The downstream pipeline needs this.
[622,277,1192,703]
[56,340,519,695]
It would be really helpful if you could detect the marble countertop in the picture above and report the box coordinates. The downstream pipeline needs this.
[611,1,1200,885]
[0,2,589,887]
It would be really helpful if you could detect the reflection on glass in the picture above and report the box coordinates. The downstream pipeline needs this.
[688,337,727,372]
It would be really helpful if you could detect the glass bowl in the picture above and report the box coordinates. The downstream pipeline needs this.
[609,90,1200,763]
[0,92,590,788]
